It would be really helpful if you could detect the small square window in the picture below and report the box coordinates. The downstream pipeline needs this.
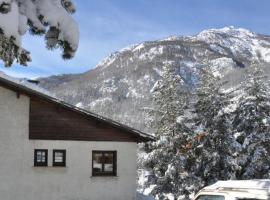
[53,150,66,167]
[34,149,48,167]
[92,151,117,176]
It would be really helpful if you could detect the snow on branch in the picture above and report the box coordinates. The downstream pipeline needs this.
[0,0,79,66]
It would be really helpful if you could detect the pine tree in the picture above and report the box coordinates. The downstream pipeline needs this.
[0,0,79,66]
[192,65,239,187]
[151,63,186,137]
[141,63,194,200]
[232,65,270,179]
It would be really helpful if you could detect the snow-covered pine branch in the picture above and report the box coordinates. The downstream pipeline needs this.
[0,0,79,66]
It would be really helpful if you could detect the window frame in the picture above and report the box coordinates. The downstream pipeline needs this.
[53,149,66,167]
[34,149,48,167]
[92,150,117,177]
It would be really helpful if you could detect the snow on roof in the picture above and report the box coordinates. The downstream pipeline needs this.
[0,72,155,142]
[204,180,270,190]
[0,71,52,95]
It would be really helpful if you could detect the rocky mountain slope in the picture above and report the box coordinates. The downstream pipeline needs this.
[38,27,270,133]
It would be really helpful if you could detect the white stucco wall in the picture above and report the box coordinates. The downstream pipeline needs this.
[0,86,138,200]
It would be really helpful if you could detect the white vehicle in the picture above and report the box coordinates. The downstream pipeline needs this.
[193,180,270,200]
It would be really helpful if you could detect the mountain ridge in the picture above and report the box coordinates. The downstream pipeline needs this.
[38,26,270,133]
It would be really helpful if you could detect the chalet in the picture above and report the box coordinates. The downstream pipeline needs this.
[0,75,154,200]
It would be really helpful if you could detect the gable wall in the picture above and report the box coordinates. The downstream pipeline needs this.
[0,86,137,200]
[29,97,140,142]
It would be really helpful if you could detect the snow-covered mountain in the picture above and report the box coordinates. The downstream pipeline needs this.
[38,26,270,133]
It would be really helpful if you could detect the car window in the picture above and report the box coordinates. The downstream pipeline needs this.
[196,195,225,200]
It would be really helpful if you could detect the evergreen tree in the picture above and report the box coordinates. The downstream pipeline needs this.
[0,0,79,66]
[191,65,239,189]
[232,65,270,179]
[141,63,194,200]
[151,63,186,137]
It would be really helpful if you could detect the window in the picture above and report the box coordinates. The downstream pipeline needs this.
[196,195,225,200]
[53,150,66,167]
[34,149,48,166]
[92,151,117,176]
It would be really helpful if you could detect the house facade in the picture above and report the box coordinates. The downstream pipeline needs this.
[0,76,153,200]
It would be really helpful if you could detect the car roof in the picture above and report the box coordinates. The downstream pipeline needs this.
[196,180,270,200]
[204,180,270,190]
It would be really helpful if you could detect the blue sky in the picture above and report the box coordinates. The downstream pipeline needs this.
[1,0,270,78]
